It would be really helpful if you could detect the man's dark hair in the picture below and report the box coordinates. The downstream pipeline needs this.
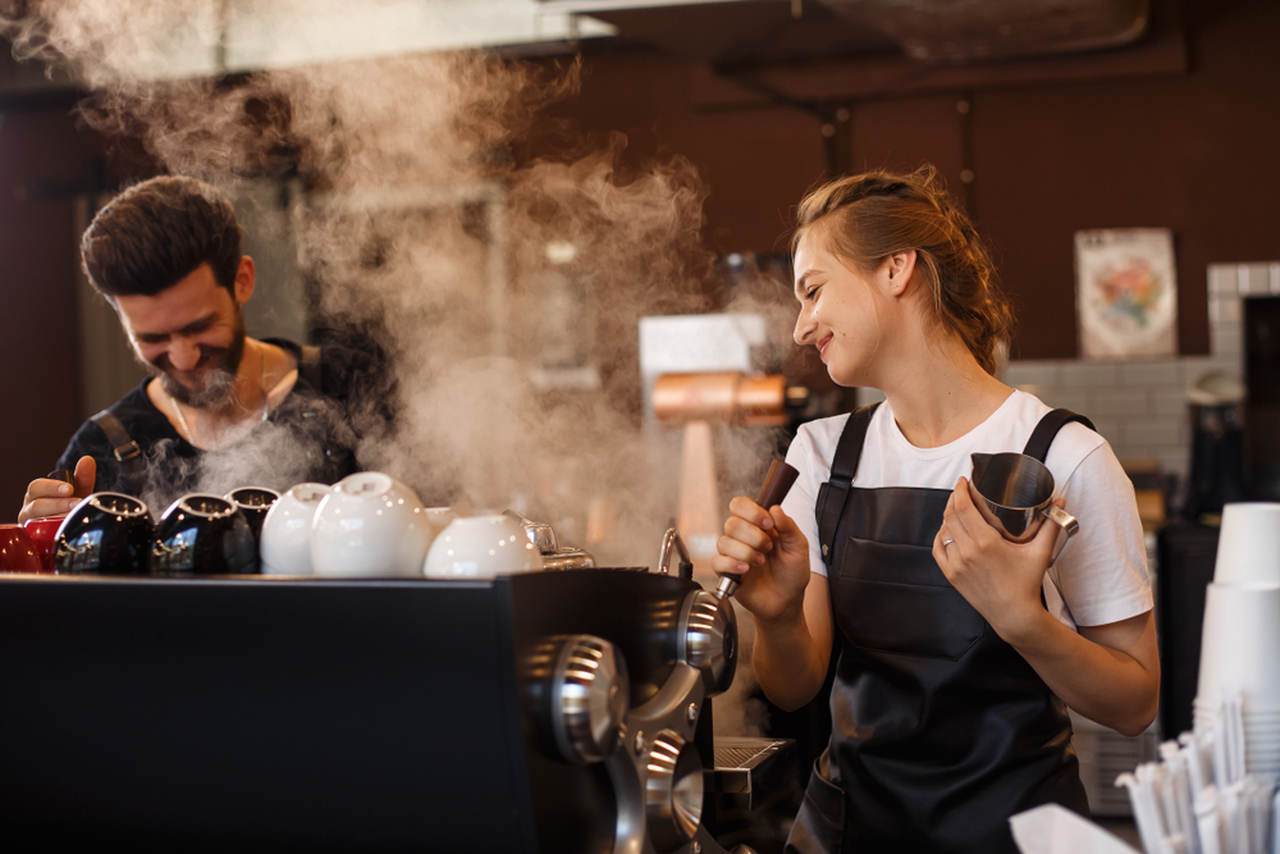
[80,175,243,298]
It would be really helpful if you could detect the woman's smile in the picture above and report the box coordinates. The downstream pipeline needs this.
[817,333,833,361]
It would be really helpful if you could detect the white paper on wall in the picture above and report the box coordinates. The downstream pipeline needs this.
[1074,227,1179,359]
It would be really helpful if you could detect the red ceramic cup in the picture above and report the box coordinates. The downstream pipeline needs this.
[0,524,44,573]
[22,514,66,573]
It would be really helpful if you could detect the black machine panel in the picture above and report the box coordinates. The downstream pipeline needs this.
[0,568,729,853]
[0,574,536,850]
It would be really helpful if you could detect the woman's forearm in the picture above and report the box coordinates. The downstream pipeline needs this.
[751,603,829,712]
[1005,610,1159,737]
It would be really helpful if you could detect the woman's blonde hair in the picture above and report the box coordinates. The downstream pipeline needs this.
[793,164,1013,374]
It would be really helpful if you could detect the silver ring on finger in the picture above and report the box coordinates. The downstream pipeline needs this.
[941,537,955,548]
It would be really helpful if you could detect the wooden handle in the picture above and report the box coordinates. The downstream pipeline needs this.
[716,458,800,600]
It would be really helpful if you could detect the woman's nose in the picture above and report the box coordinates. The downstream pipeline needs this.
[793,309,816,346]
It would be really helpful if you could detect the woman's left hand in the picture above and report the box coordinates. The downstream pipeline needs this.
[932,476,1062,645]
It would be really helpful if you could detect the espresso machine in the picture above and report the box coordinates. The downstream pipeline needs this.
[0,544,774,852]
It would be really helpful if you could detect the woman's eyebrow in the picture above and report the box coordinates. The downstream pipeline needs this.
[794,270,819,296]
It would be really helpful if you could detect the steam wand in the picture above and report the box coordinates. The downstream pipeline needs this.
[714,458,799,600]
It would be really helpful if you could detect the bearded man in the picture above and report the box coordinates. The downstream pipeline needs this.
[18,175,374,523]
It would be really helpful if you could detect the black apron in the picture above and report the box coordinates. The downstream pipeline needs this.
[786,404,1093,854]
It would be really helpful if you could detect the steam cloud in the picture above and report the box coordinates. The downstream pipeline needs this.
[3,2,795,571]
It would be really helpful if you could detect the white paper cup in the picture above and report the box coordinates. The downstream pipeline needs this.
[1214,503,1280,585]
[1194,582,1280,782]
[1193,698,1280,719]
[1196,582,1280,711]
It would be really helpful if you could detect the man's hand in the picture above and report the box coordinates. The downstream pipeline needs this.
[18,456,96,524]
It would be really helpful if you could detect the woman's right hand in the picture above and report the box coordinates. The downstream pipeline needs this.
[711,495,812,624]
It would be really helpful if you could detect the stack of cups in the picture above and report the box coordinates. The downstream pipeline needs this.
[1193,502,1280,784]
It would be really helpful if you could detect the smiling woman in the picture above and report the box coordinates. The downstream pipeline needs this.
[791,165,1013,380]
[714,165,1158,854]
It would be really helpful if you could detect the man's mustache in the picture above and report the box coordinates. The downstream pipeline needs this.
[151,347,231,374]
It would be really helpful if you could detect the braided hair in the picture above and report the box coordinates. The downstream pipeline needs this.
[792,165,1014,375]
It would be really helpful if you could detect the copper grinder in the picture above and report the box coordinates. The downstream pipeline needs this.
[653,372,801,597]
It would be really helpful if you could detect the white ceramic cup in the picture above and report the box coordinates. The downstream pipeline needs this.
[423,513,542,580]
[311,472,431,578]
[259,483,332,575]
[1213,502,1280,586]
[423,506,457,548]
[1196,582,1280,712]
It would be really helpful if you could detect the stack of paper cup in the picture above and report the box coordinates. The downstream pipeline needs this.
[1194,502,1280,783]
[1209,502,1280,587]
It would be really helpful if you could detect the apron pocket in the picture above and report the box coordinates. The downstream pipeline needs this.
[832,537,986,661]
[785,758,846,854]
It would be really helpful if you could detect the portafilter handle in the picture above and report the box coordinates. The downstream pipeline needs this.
[715,458,799,600]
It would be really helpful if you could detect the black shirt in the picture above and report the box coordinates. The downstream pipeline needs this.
[56,338,375,514]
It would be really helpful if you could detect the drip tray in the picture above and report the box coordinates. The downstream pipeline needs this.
[709,736,796,810]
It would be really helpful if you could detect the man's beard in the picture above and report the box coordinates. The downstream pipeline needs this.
[149,315,247,409]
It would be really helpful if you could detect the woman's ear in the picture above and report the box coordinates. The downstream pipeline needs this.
[884,250,917,296]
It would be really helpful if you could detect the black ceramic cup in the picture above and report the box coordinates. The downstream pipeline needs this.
[225,486,280,544]
[53,492,154,575]
[151,494,259,576]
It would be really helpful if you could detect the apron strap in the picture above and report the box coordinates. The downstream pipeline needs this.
[91,409,146,466]
[1021,408,1096,462]
[815,401,881,567]
[89,408,147,491]
[298,344,323,391]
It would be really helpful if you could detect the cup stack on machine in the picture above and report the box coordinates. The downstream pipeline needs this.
[28,471,591,579]
[1113,502,1280,854]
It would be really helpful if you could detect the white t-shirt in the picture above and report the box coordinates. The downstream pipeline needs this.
[781,390,1153,629]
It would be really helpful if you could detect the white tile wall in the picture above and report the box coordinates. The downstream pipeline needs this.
[1002,362,1062,389]
[1119,362,1180,386]
[1061,362,1121,387]
[1151,388,1187,417]
[1240,264,1273,295]
[995,262,1272,482]
[1123,421,1186,448]
[1088,388,1155,418]
[1208,266,1237,295]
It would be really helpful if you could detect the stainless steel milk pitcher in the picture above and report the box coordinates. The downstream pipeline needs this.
[969,452,1079,543]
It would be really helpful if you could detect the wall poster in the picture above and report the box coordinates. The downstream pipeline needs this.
[1074,227,1178,359]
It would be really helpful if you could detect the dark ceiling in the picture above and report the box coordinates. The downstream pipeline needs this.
[558,0,1151,66]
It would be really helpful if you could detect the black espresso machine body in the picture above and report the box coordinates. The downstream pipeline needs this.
[0,569,735,853]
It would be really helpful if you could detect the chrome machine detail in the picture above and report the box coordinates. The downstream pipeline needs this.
[549,634,630,764]
[676,589,737,696]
